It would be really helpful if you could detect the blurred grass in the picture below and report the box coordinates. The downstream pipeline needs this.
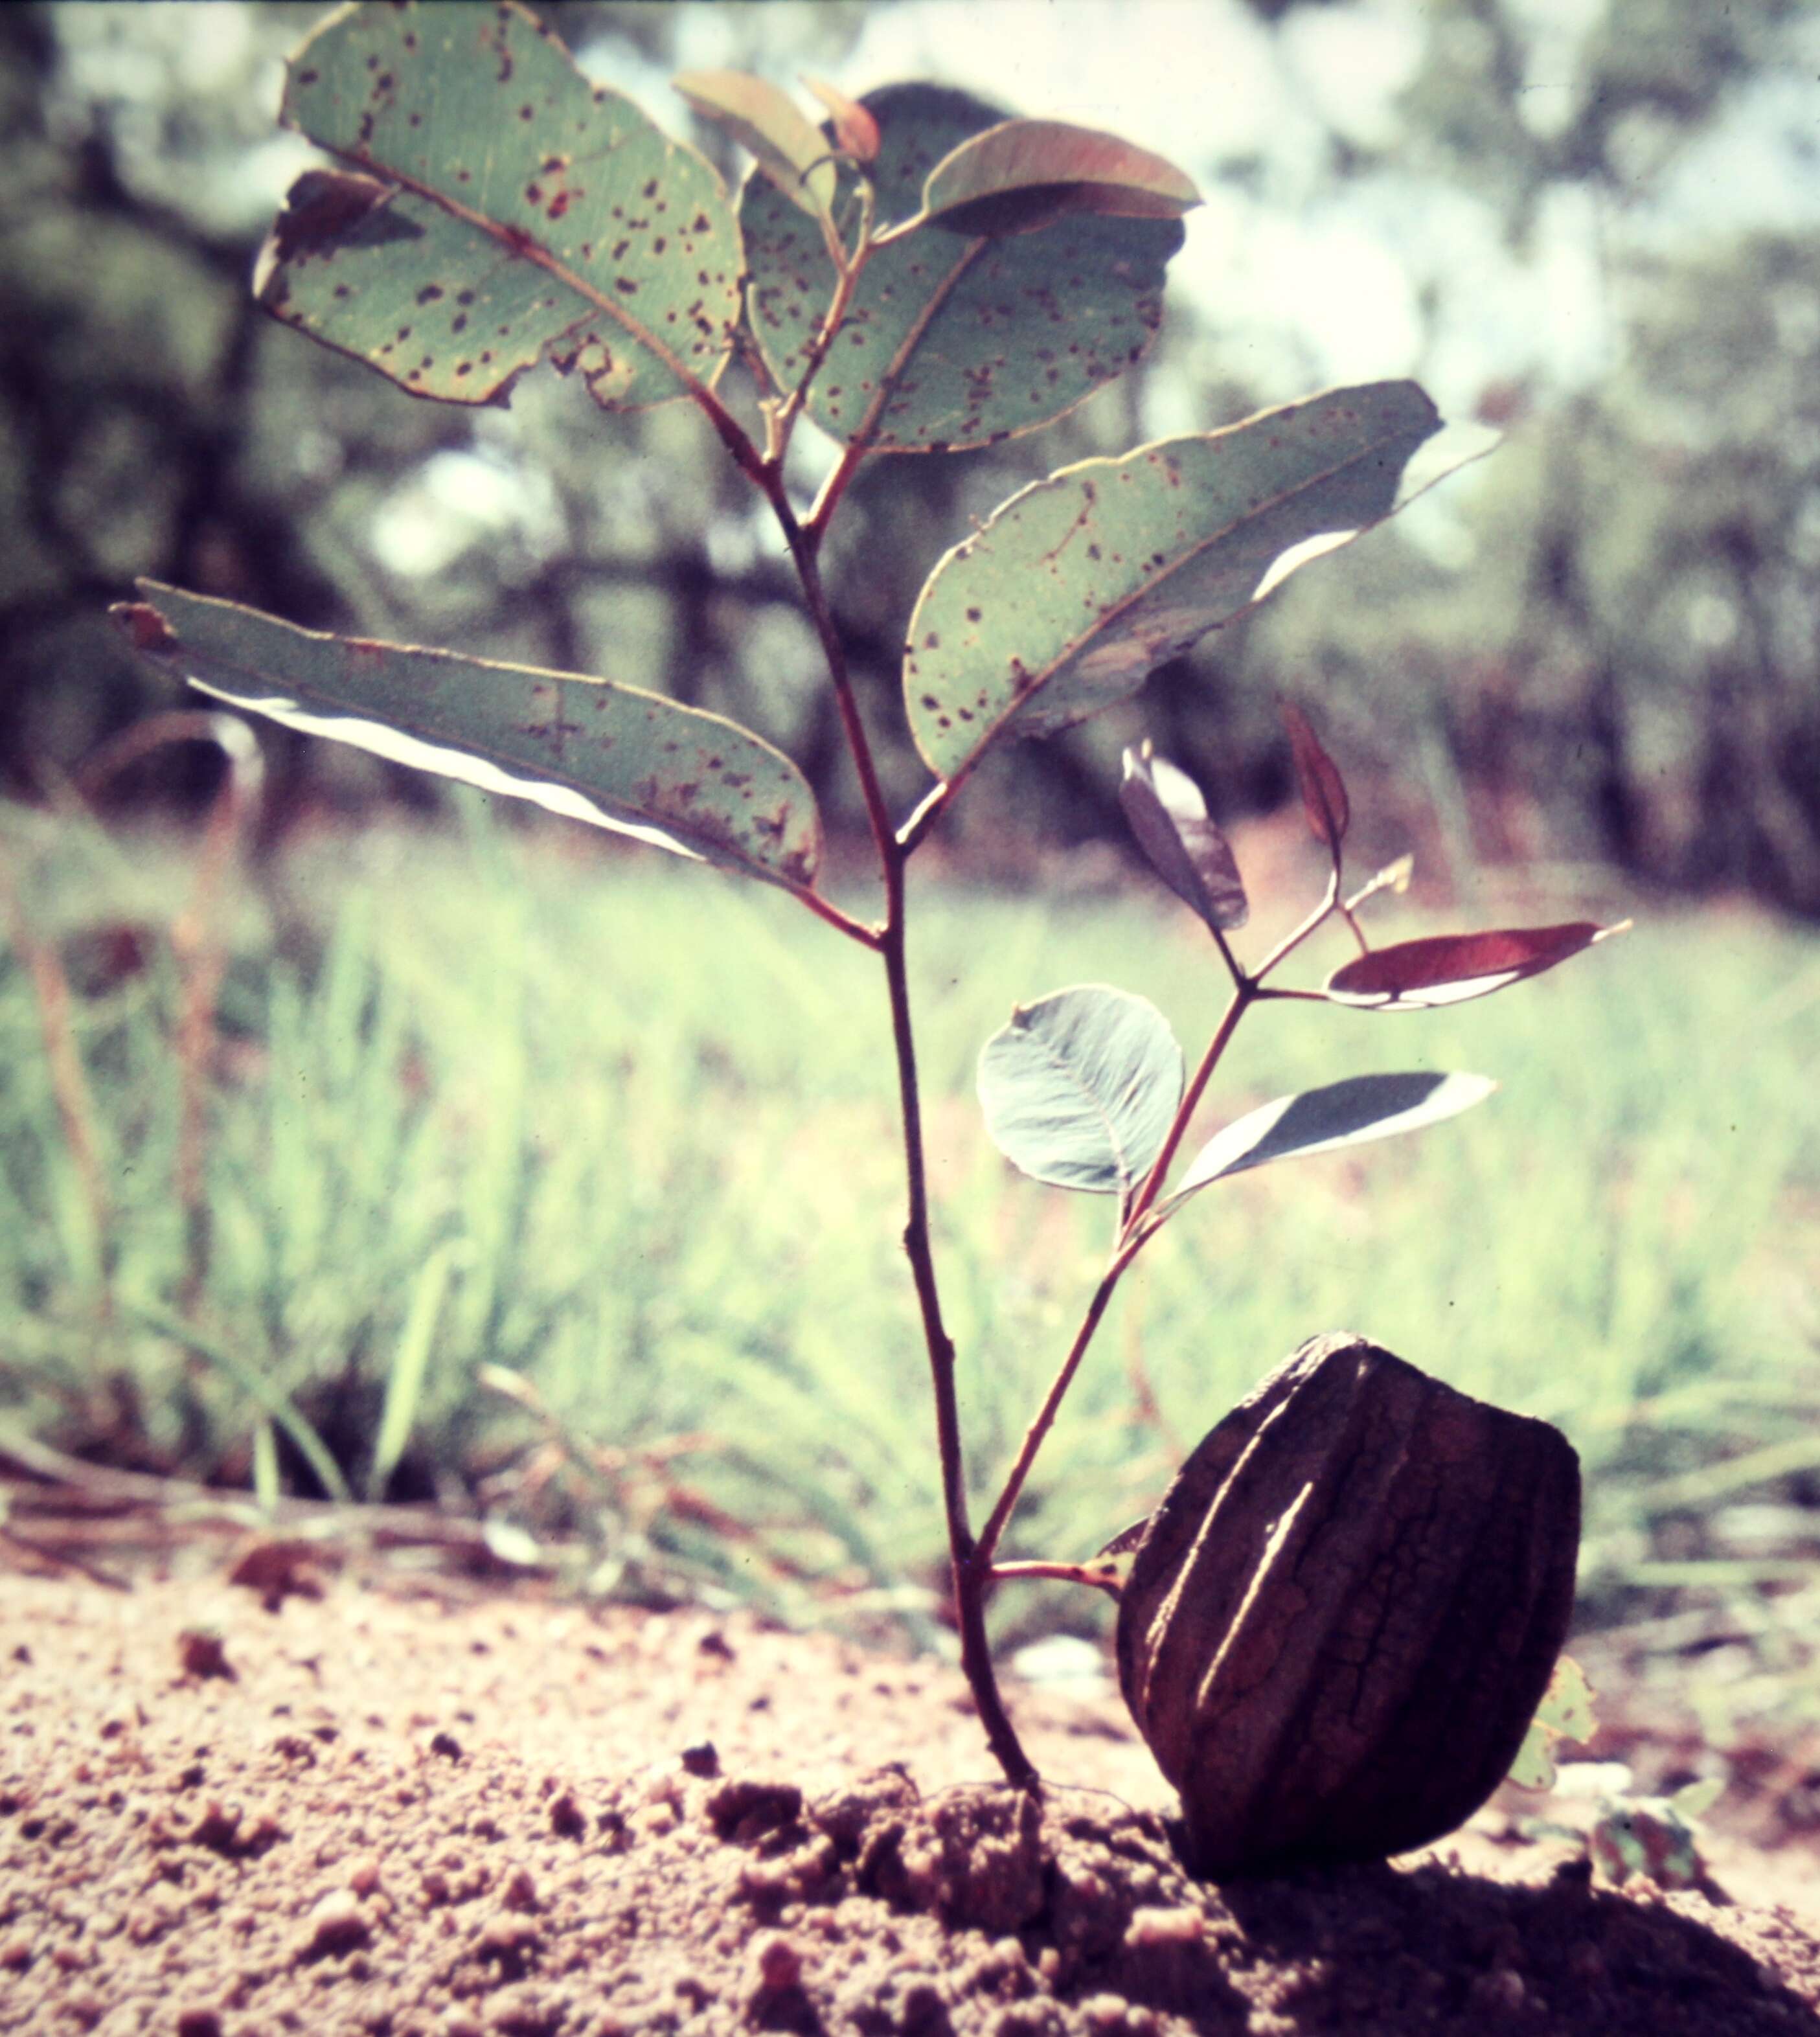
[3,793,1818,1664]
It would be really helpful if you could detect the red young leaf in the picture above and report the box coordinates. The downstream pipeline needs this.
[1281,702,1349,856]
[1325,921,1630,1011]
[804,78,881,165]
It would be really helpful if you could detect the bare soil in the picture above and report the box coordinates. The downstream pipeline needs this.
[8,1555,1820,2037]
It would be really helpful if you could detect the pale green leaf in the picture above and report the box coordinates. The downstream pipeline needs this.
[1507,1656,1597,1790]
[257,0,742,411]
[674,69,836,218]
[115,583,823,895]
[741,83,1183,453]
[905,383,1450,788]
[977,986,1183,1198]
[1160,1071,1496,1209]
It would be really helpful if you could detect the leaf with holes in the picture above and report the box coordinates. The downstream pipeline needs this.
[1325,923,1629,1011]
[741,83,1183,453]
[674,70,836,220]
[1158,1071,1496,1212]
[977,986,1183,1198]
[1281,702,1349,856]
[905,383,1446,788]
[1119,743,1247,931]
[921,119,1201,238]
[112,583,822,896]
[1507,1655,1596,1790]
[256,0,742,411]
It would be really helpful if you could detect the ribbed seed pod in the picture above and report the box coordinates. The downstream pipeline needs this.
[1115,1332,1580,1877]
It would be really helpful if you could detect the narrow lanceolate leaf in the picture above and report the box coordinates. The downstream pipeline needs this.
[257,1,742,411]
[1159,1071,1496,1210]
[1325,922,1629,1012]
[741,83,1183,453]
[1280,702,1349,855]
[112,584,822,894]
[905,383,1444,788]
[674,70,836,219]
[978,986,1183,1198]
[1119,743,1248,931]
[920,120,1201,238]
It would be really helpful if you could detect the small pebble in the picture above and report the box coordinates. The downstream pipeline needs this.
[301,1888,369,1956]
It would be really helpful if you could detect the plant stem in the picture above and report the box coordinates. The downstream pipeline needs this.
[975,1238,1141,1569]
[991,1558,1123,1597]
[761,473,1037,1790]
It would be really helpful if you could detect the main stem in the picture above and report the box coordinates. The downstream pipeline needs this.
[766,481,1037,1790]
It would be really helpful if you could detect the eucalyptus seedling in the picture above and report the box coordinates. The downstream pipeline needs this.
[114,1,1621,1865]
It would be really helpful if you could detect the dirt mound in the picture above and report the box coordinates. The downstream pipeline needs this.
[5,1568,1820,2035]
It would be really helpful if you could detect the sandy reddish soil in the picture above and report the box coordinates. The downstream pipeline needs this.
[8,1554,1820,2037]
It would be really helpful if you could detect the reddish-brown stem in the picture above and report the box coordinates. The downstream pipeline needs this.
[754,456,1037,1790]
[975,1238,1141,1569]
[991,1559,1123,1598]
[1125,981,1254,1234]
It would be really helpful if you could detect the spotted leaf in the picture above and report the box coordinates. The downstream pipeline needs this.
[257,1,742,411]
[740,83,1183,453]
[113,583,822,896]
[905,383,1447,788]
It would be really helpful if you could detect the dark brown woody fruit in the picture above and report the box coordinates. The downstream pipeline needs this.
[1115,1332,1580,1878]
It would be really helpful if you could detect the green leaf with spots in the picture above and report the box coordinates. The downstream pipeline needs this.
[255,0,742,411]
[740,83,1183,453]
[977,986,1183,1200]
[903,382,1448,787]
[111,583,823,896]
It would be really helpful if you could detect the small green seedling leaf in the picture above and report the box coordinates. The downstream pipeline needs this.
[1160,1070,1496,1209]
[802,78,880,165]
[920,119,1201,238]
[258,0,742,411]
[1119,742,1248,931]
[1507,1654,1596,1790]
[905,383,1447,788]
[674,70,837,219]
[1280,701,1349,858]
[978,986,1183,1198]
[111,583,823,896]
[1325,922,1629,1011]
[741,83,1183,452]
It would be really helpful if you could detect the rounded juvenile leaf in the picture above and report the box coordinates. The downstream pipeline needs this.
[1119,743,1248,931]
[1325,922,1629,1011]
[977,986,1183,1197]
[258,1,742,411]
[114,583,822,896]
[674,70,836,218]
[920,119,1201,238]
[740,83,1183,453]
[1164,1070,1496,1205]
[904,383,1445,788]
[1280,701,1349,854]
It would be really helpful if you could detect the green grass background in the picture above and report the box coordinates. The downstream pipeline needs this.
[5,795,1819,1667]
